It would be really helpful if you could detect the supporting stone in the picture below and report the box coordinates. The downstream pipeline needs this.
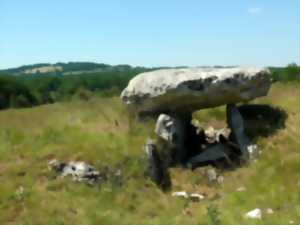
[144,138,164,185]
[226,104,252,160]
[187,143,232,167]
[155,113,192,164]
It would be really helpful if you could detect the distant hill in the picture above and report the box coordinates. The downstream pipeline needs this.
[0,62,150,76]
[0,62,241,76]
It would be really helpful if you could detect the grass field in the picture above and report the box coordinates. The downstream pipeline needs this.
[0,82,299,225]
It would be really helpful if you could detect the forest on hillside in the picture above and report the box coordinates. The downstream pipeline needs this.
[0,65,150,109]
[0,63,299,110]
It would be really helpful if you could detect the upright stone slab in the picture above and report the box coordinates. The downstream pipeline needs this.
[144,138,164,185]
[155,113,191,164]
[226,104,252,159]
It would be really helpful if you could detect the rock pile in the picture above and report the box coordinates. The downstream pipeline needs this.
[48,159,104,184]
[121,67,271,185]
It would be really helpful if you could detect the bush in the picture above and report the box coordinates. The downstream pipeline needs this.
[74,87,93,101]
[0,75,37,109]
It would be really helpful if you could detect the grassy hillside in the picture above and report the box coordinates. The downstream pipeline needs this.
[0,82,299,225]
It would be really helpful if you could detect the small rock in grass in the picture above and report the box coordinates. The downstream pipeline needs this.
[172,191,205,201]
[172,191,189,198]
[48,159,103,184]
[236,186,246,192]
[15,186,25,200]
[189,193,205,201]
[206,168,218,182]
[217,175,224,184]
[245,208,262,219]
[266,208,274,214]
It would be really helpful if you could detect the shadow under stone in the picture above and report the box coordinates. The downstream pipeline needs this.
[238,104,288,139]
[144,104,288,188]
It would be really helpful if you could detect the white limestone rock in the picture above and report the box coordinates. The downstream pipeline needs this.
[245,208,262,219]
[172,191,189,198]
[155,113,186,146]
[121,67,271,114]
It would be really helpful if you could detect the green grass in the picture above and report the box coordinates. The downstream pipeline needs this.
[0,82,300,225]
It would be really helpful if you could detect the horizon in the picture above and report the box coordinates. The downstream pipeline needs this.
[0,60,291,71]
[1,0,300,69]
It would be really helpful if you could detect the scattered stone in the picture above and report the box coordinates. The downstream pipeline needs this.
[193,119,201,128]
[121,67,271,114]
[189,193,205,201]
[48,159,63,171]
[247,144,258,159]
[206,168,218,182]
[204,126,217,144]
[245,208,262,219]
[172,191,189,198]
[204,127,231,144]
[172,191,205,201]
[48,159,104,184]
[236,186,246,192]
[217,175,224,184]
[266,208,274,214]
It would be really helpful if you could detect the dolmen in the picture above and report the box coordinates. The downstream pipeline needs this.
[121,67,271,185]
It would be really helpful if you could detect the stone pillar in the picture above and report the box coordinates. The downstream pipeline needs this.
[155,113,191,164]
[144,138,164,185]
[226,104,252,160]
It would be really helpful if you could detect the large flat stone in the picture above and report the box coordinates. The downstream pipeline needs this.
[121,67,271,114]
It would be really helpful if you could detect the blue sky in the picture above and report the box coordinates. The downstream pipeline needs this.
[1,0,300,69]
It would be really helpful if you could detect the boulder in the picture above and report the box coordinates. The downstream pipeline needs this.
[121,67,271,114]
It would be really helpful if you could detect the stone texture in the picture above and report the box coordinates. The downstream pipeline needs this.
[144,138,164,185]
[226,104,252,159]
[188,143,232,166]
[155,114,186,161]
[204,126,231,143]
[155,114,180,144]
[48,160,102,184]
[245,208,262,219]
[155,113,192,163]
[121,67,271,114]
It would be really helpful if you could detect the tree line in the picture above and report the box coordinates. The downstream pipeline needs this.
[0,67,149,109]
[0,64,299,110]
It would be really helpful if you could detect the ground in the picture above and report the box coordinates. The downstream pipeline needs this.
[0,82,299,225]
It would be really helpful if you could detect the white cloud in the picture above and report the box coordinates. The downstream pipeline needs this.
[247,7,262,15]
